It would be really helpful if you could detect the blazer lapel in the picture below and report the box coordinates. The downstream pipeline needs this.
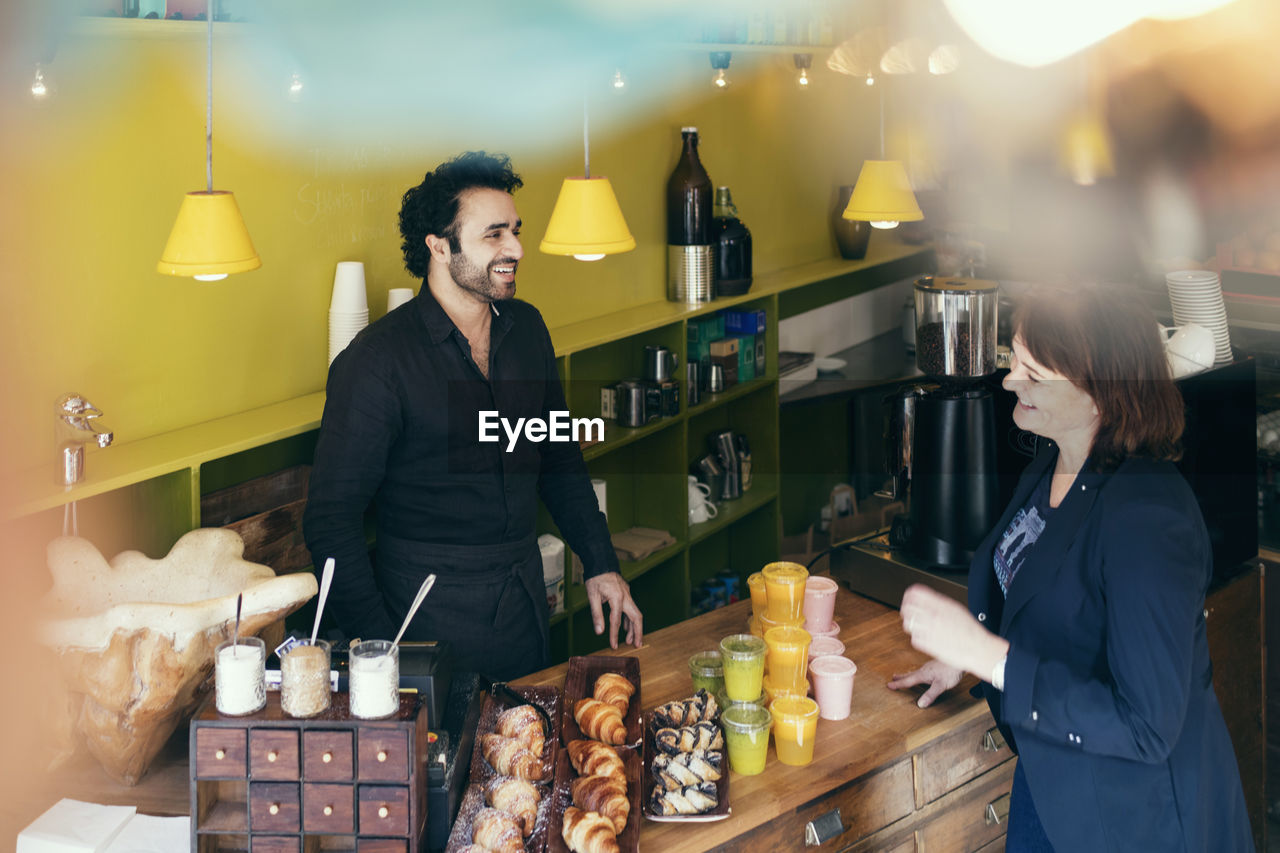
[999,463,1107,634]
[969,447,1055,619]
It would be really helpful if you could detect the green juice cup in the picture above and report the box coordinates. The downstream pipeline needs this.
[719,633,767,702]
[689,650,725,695]
[721,702,772,775]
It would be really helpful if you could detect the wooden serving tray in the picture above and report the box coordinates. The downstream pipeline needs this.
[642,706,730,823]
[444,779,556,853]
[560,655,642,748]
[546,744,643,853]
[467,684,562,786]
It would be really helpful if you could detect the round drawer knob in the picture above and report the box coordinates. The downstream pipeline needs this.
[269,803,280,816]
[322,751,333,764]
[378,805,389,819]
[215,749,225,760]
[323,805,333,816]
[267,750,278,762]
[377,750,388,763]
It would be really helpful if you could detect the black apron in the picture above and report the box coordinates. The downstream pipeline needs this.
[375,532,549,681]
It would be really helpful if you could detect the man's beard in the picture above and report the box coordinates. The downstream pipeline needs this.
[449,250,516,303]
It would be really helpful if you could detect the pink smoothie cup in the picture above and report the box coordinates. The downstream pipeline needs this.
[807,620,840,640]
[808,655,857,721]
[807,635,846,660]
[803,576,839,633]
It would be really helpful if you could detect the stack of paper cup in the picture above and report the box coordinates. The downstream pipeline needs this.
[1165,270,1232,365]
[329,261,369,365]
[387,287,415,313]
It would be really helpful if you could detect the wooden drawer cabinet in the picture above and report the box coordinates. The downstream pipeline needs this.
[189,692,428,852]
[250,730,299,780]
[304,730,353,781]
[914,760,1016,852]
[358,729,409,781]
[195,728,247,778]
[358,785,410,836]
[303,782,355,833]
[913,711,1011,806]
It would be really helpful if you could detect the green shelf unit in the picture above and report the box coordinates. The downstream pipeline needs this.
[2,248,931,669]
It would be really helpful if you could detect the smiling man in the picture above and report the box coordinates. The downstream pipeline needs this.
[304,151,642,680]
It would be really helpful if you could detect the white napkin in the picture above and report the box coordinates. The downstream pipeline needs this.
[17,799,135,853]
[103,815,190,853]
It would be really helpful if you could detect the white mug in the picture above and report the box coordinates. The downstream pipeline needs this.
[1159,323,1214,377]
[688,476,717,524]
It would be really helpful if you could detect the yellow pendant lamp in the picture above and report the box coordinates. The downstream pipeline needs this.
[540,94,635,262]
[158,11,259,281]
[843,83,923,230]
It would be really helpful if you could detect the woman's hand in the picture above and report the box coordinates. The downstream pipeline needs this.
[899,584,1010,683]
[887,660,965,708]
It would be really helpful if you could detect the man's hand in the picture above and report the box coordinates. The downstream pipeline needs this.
[585,572,644,649]
[899,583,1008,681]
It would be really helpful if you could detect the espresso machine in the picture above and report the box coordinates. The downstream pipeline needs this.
[883,277,1001,568]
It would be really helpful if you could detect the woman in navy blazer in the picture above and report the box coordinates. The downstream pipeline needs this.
[888,287,1253,851]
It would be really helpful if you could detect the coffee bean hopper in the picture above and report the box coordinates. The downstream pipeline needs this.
[883,277,1001,568]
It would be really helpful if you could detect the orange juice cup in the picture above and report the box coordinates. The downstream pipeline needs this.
[803,576,839,633]
[748,615,763,638]
[763,674,807,707]
[764,625,811,694]
[759,610,805,636]
[809,655,857,721]
[762,562,808,622]
[747,571,768,621]
[770,696,821,766]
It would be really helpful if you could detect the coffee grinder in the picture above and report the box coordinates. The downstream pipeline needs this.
[883,277,1001,568]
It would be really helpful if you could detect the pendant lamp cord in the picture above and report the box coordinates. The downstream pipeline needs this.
[206,7,214,193]
[582,92,590,179]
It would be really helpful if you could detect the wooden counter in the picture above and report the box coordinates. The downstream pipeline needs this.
[518,588,1015,853]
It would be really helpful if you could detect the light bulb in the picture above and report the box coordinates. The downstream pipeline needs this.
[288,73,303,102]
[713,68,730,89]
[30,65,49,100]
[194,273,229,281]
[573,253,606,262]
[870,220,900,229]
[611,69,626,90]
[797,68,810,89]
[793,53,813,90]
[865,74,875,86]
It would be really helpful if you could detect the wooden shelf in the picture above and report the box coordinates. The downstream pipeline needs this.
[581,416,682,462]
[688,480,778,545]
[687,376,775,415]
[544,243,931,356]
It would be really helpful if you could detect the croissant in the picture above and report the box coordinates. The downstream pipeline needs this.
[495,704,545,757]
[574,697,626,745]
[484,775,541,837]
[571,774,630,834]
[561,806,620,853]
[472,806,524,853]
[593,672,634,716]
[481,733,549,782]
[567,739,625,783]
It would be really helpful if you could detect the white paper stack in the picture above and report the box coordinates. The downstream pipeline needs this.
[329,261,369,366]
[17,799,135,853]
[1166,270,1232,364]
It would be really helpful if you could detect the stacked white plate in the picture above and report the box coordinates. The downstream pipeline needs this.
[1165,270,1232,365]
[329,261,369,366]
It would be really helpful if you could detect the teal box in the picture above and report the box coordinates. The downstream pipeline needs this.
[736,336,756,381]
[688,315,725,345]
[689,337,712,364]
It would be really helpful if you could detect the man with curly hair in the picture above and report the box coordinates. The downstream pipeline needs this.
[305,152,642,680]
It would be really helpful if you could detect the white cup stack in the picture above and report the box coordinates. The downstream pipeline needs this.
[387,287,415,313]
[1165,270,1232,365]
[329,261,369,366]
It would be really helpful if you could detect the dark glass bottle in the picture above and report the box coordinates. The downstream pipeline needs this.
[667,127,713,246]
[712,186,753,296]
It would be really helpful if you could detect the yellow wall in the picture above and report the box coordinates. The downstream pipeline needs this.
[0,13,880,473]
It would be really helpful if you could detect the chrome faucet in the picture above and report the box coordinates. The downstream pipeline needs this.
[57,393,113,485]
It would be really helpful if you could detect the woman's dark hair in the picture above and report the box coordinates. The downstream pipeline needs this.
[398,151,523,279]
[1012,285,1184,471]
